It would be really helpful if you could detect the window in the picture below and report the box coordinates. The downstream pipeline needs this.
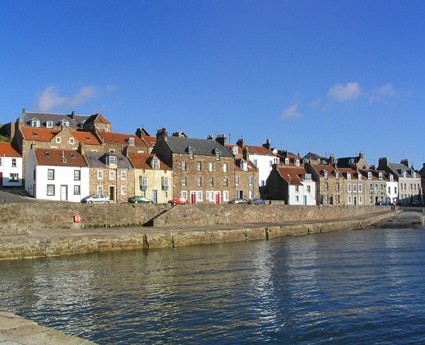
[9,173,18,182]
[46,121,53,128]
[209,177,214,187]
[197,162,202,171]
[206,191,214,201]
[97,170,103,179]
[48,169,55,180]
[336,183,340,192]
[181,177,187,186]
[353,184,357,192]
[69,138,75,145]
[0,157,2,166]
[162,177,169,190]
[368,172,372,179]
[348,195,352,204]
[31,118,40,127]
[369,184,373,192]
[347,183,351,192]
[241,160,248,171]
[47,184,55,196]
[249,190,254,200]
[197,177,202,187]
[235,176,240,186]
[181,191,188,200]
[248,176,254,186]
[223,191,229,202]
[336,195,340,204]
[121,186,127,195]
[74,170,81,181]
[324,182,329,191]
[197,191,203,201]
[121,171,127,180]
[109,171,116,180]
[97,186,103,194]
[359,195,363,204]
[215,149,221,160]
[295,185,299,192]
[74,185,80,195]
[222,163,228,172]
[359,184,362,192]
[381,184,384,192]
[307,185,311,193]
[108,155,117,166]
[223,178,229,187]
[140,176,148,190]
[388,186,391,194]
[152,157,160,170]
[374,183,378,191]
[209,162,214,172]
[56,137,61,144]
[323,170,328,178]
[182,161,187,171]
[395,187,397,194]
[60,120,69,127]
[253,159,258,167]
[10,158,17,167]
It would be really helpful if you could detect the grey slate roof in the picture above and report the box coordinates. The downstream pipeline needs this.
[84,151,133,169]
[23,111,90,129]
[387,162,416,178]
[166,136,234,157]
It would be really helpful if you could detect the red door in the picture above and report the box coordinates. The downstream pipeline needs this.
[0,172,2,186]
[215,192,221,204]
[191,193,197,204]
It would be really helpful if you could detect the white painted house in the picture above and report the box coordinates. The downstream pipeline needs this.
[0,143,23,187]
[385,173,398,204]
[25,148,89,202]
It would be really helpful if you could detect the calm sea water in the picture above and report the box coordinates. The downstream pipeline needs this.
[1,227,425,344]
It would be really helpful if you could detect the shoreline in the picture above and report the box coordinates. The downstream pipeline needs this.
[0,211,398,261]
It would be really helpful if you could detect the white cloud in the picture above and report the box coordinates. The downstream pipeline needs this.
[281,104,301,121]
[37,85,99,112]
[328,82,361,102]
[368,83,396,102]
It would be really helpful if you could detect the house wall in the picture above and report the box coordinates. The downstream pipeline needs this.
[34,165,89,202]
[386,181,398,204]
[266,169,288,201]
[398,176,422,204]
[302,180,316,205]
[344,178,366,206]
[0,156,23,187]
[133,168,173,204]
[249,154,277,187]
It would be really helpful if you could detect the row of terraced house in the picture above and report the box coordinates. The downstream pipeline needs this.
[0,109,423,205]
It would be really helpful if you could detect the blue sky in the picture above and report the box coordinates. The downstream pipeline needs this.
[1,0,424,168]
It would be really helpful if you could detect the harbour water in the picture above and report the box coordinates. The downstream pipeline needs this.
[1,227,425,344]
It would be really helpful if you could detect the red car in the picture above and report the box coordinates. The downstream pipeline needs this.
[168,197,188,205]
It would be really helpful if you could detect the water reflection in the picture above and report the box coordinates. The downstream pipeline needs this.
[1,229,425,344]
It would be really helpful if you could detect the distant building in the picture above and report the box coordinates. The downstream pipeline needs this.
[0,143,22,187]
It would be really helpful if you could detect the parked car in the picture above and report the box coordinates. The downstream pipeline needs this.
[168,197,188,205]
[228,198,248,204]
[248,199,266,205]
[81,194,110,204]
[129,196,154,204]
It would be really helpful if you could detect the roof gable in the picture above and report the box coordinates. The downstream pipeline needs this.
[129,153,171,170]
[34,149,87,167]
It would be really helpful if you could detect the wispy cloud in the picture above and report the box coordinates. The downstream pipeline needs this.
[281,104,301,121]
[37,85,99,112]
[368,83,396,102]
[327,82,361,102]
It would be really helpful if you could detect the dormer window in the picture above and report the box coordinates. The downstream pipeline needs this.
[46,121,53,128]
[334,171,339,179]
[56,137,61,144]
[186,146,195,159]
[358,174,362,180]
[30,118,40,127]
[214,148,221,161]
[107,154,117,166]
[79,121,85,129]
[303,174,312,181]
[285,158,289,165]
[151,157,160,170]
[368,172,372,180]
[323,170,328,178]
[128,137,135,146]
[241,159,248,171]
[346,173,351,180]
[295,159,300,166]
[378,172,383,180]
[60,120,70,127]
[411,170,416,178]
[402,171,407,177]
[389,174,393,182]
[232,146,238,155]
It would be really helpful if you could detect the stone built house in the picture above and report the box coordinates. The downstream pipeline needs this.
[338,168,365,206]
[306,162,343,205]
[0,142,22,187]
[25,148,89,202]
[153,129,258,204]
[84,151,135,203]
[128,153,173,204]
[358,169,393,205]
[378,158,422,205]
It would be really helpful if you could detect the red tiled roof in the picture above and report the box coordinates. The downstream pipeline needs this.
[235,158,258,172]
[86,113,111,124]
[310,164,339,176]
[70,131,102,145]
[141,136,157,148]
[21,127,59,141]
[129,153,171,170]
[98,132,146,146]
[34,149,87,167]
[246,145,276,156]
[0,143,21,157]
[277,166,308,185]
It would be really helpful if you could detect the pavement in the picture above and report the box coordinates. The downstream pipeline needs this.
[0,188,35,203]
[0,311,96,345]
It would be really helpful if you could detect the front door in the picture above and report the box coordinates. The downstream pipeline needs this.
[60,185,68,201]
[304,195,307,205]
[109,186,115,202]
[190,192,197,204]
[0,172,2,186]
[152,190,158,204]
[215,192,221,204]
